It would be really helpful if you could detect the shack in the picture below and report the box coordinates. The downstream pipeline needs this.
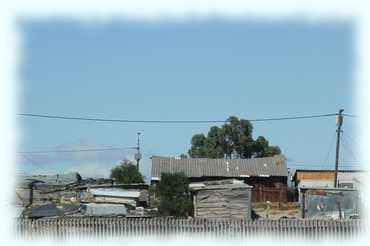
[300,187,361,219]
[79,184,149,208]
[151,155,288,202]
[14,178,45,207]
[292,169,365,202]
[189,180,252,219]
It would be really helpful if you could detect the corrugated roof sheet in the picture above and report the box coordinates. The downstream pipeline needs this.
[21,172,79,186]
[30,204,63,218]
[89,188,141,198]
[190,181,252,191]
[30,204,82,218]
[83,204,127,216]
[88,188,148,203]
[151,155,288,179]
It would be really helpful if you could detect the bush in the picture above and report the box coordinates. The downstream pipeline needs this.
[110,160,144,184]
[157,172,192,217]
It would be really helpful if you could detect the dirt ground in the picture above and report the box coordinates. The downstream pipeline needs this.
[252,202,300,219]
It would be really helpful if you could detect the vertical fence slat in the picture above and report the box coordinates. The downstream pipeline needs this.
[14,217,364,240]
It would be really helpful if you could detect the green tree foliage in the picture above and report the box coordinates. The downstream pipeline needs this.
[253,136,281,158]
[110,160,144,184]
[157,172,192,217]
[188,116,281,158]
[179,153,188,159]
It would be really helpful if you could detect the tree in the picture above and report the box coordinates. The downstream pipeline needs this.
[157,172,192,217]
[179,153,188,159]
[110,160,144,184]
[188,116,281,158]
[253,136,281,158]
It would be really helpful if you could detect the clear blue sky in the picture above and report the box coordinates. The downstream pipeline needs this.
[17,18,356,180]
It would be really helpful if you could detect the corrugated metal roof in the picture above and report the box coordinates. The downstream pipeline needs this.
[15,177,45,189]
[193,183,251,190]
[89,188,141,198]
[30,204,63,218]
[82,204,127,216]
[30,204,82,218]
[21,172,79,186]
[190,182,252,191]
[151,155,288,179]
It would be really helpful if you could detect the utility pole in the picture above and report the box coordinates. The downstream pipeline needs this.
[134,132,142,170]
[334,109,344,188]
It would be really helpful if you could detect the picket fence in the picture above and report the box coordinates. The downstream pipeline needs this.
[14,218,367,239]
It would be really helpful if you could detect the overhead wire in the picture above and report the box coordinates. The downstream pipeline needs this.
[341,134,359,163]
[15,111,360,172]
[342,113,362,118]
[16,146,137,154]
[16,112,339,124]
[323,131,337,165]
[19,154,50,173]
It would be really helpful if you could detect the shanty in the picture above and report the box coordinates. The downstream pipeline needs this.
[14,173,153,218]
[299,187,361,219]
[151,155,288,202]
[190,179,252,219]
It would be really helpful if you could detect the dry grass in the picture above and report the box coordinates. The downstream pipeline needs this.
[252,202,300,219]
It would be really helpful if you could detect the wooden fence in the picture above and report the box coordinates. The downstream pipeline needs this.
[14,218,366,239]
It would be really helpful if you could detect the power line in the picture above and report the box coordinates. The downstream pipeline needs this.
[286,157,356,164]
[286,158,360,167]
[16,146,137,154]
[287,162,360,167]
[323,131,337,165]
[16,112,339,124]
[342,113,361,118]
[341,135,359,163]
[19,154,49,173]
[16,113,226,123]
[288,163,362,168]
[248,113,338,122]
[342,132,357,146]
[288,166,365,170]
[288,163,361,167]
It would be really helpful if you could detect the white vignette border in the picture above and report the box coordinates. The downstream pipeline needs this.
[1,1,370,246]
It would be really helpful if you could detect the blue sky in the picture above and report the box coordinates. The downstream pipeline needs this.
[17,18,356,180]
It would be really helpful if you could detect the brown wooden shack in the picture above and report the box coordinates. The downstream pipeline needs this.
[151,155,288,202]
[189,179,252,219]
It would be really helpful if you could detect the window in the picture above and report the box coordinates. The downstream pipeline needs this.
[338,182,354,189]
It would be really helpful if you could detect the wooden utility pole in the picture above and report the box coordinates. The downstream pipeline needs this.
[334,109,344,188]
[134,132,142,169]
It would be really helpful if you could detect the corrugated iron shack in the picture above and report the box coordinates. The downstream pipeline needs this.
[151,155,288,202]
[78,184,149,208]
[15,174,153,218]
[15,172,84,205]
[190,180,252,219]
[300,187,361,219]
[292,169,366,202]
